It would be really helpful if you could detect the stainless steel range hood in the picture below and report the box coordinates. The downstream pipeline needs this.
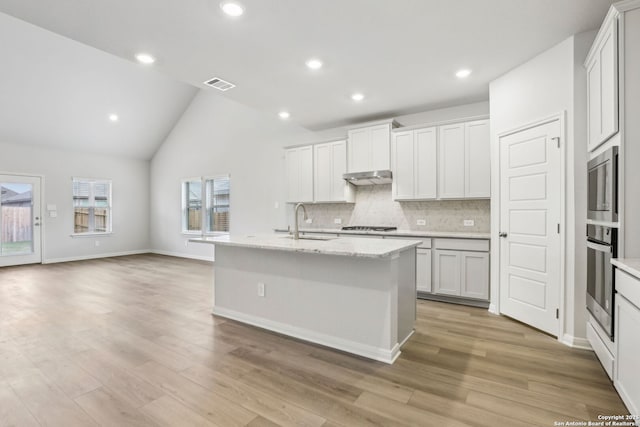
[342,170,392,185]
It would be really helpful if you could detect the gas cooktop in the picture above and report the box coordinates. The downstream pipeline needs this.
[341,226,398,232]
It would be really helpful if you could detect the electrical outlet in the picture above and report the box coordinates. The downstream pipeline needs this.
[416,219,426,226]
[95,240,100,247]
[274,201,279,209]
[185,240,189,247]
[49,211,57,218]
[257,282,265,297]
[334,218,342,224]
[305,218,312,224]
[464,219,475,227]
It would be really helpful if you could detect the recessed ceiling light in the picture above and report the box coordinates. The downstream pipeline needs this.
[456,69,472,78]
[220,2,244,17]
[351,93,365,102]
[135,53,156,65]
[278,111,290,119]
[109,114,119,122]
[305,59,323,70]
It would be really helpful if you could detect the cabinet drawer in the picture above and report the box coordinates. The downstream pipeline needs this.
[433,238,489,252]
[616,269,640,310]
[384,236,431,248]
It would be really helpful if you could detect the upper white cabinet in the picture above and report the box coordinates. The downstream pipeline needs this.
[392,127,437,200]
[438,119,490,199]
[285,146,313,203]
[586,15,618,151]
[348,123,392,173]
[465,120,491,198]
[438,123,466,198]
[313,140,355,203]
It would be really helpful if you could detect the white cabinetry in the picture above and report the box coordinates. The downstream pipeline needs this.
[432,239,490,301]
[392,127,437,200]
[438,120,490,199]
[586,16,618,152]
[285,146,313,203]
[348,123,392,173]
[313,140,354,203]
[614,268,640,415]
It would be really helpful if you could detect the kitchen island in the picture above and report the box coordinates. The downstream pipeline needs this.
[192,234,420,364]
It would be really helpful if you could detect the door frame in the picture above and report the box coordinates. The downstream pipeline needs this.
[490,112,566,341]
[0,171,45,265]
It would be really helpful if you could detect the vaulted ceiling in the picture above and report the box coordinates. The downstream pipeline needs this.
[0,0,615,158]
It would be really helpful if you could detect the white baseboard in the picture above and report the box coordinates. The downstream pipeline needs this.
[43,249,150,264]
[561,333,592,350]
[150,249,214,262]
[212,306,401,364]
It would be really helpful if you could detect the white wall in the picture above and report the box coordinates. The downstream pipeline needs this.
[489,31,595,346]
[0,141,150,262]
[149,90,317,260]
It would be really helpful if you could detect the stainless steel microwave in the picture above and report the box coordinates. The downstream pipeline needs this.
[588,147,618,223]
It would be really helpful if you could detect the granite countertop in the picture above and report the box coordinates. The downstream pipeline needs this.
[612,258,640,279]
[189,234,421,258]
[274,227,491,240]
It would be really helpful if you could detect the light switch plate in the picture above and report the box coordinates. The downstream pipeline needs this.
[334,218,342,224]
[464,219,475,227]
[47,204,57,211]
[416,219,426,226]
[274,201,279,209]
[257,282,265,297]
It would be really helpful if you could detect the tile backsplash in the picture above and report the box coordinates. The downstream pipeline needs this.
[298,184,490,232]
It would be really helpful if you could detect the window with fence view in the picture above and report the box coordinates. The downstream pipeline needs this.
[182,176,229,234]
[73,178,112,234]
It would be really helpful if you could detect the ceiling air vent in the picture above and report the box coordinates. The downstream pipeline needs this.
[204,77,235,91]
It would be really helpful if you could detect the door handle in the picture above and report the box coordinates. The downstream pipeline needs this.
[499,232,508,238]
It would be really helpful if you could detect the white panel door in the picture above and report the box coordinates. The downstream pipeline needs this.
[348,128,370,173]
[465,120,491,198]
[0,175,42,267]
[392,130,415,200]
[415,127,437,199]
[438,123,465,199]
[433,249,460,296]
[313,143,332,202]
[370,124,390,170]
[499,119,561,336]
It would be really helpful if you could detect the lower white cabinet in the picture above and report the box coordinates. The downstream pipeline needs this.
[416,248,432,293]
[432,241,489,301]
[614,269,640,415]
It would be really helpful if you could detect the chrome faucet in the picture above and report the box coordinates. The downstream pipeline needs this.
[293,203,308,240]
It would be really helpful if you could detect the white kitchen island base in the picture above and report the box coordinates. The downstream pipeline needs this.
[211,239,417,364]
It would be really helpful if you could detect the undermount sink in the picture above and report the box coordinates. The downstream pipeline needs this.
[281,235,336,241]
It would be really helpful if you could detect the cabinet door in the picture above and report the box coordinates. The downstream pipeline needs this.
[433,249,460,296]
[465,120,490,198]
[348,128,370,173]
[587,57,601,151]
[415,127,437,199]
[331,141,353,202]
[392,130,415,200]
[285,148,300,203]
[599,20,618,145]
[313,143,332,202]
[298,146,314,202]
[416,248,432,293]
[370,124,391,170]
[460,251,489,300]
[615,295,640,415]
[438,124,465,199]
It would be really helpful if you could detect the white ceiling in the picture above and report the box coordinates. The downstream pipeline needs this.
[0,12,197,160]
[0,0,615,131]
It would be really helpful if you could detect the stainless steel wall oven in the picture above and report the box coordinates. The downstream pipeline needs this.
[586,224,617,339]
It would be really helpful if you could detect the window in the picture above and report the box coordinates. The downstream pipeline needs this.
[182,175,229,234]
[73,178,112,234]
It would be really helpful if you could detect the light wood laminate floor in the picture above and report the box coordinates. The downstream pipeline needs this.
[0,254,627,427]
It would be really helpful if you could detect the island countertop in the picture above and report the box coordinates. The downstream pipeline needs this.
[189,234,420,258]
